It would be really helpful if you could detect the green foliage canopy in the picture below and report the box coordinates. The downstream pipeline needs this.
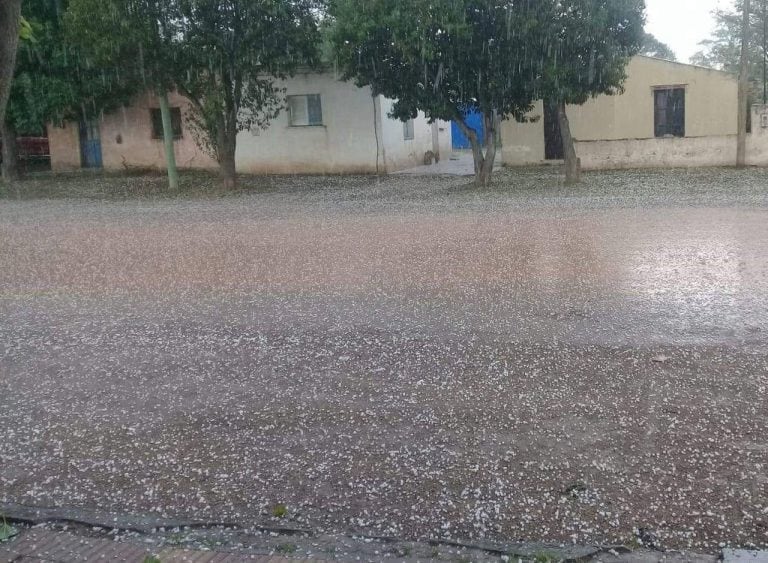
[173,0,321,159]
[539,0,645,106]
[329,0,551,126]
[8,0,135,136]
[641,32,677,61]
[692,0,768,100]
[65,0,321,183]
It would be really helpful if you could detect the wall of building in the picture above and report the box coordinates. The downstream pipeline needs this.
[748,104,768,166]
[502,56,739,168]
[49,92,215,173]
[236,73,381,174]
[49,73,445,175]
[48,123,81,170]
[567,56,737,141]
[100,92,216,171]
[376,98,452,171]
[502,101,546,166]
[523,105,768,170]
[575,136,737,169]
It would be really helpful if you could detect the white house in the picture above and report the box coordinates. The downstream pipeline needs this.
[48,71,452,175]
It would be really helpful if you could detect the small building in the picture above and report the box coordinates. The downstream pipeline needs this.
[48,71,451,175]
[502,56,742,170]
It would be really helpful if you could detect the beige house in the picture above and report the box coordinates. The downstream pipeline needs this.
[49,72,451,175]
[502,56,749,170]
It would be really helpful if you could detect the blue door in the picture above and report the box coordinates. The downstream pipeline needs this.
[451,109,485,150]
[79,119,102,169]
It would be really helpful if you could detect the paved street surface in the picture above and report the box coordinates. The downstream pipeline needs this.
[2,168,768,554]
[394,150,503,175]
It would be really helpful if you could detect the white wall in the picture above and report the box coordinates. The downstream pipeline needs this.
[236,73,381,174]
[377,98,451,171]
[435,121,453,161]
[237,74,450,174]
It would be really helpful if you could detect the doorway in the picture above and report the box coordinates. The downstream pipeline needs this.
[451,109,485,150]
[79,119,103,169]
[544,101,564,160]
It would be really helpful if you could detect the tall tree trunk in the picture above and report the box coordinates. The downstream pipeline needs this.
[557,102,581,184]
[477,111,499,187]
[454,110,498,187]
[737,0,751,167]
[0,0,21,132]
[158,91,179,190]
[1,119,19,183]
[216,118,237,189]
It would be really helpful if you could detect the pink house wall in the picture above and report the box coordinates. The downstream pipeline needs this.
[48,122,81,170]
[98,92,215,171]
[49,91,216,172]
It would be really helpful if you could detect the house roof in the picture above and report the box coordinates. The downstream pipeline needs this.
[634,54,735,76]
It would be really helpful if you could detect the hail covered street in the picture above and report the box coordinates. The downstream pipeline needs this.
[2,168,768,552]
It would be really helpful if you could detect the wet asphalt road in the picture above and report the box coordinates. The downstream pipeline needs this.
[1,169,768,551]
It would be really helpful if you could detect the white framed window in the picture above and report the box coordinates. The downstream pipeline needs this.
[403,118,415,140]
[287,94,323,126]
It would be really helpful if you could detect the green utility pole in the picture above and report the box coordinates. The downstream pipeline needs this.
[158,91,179,190]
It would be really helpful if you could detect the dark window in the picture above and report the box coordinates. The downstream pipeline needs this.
[654,88,685,138]
[151,107,183,139]
[287,95,323,126]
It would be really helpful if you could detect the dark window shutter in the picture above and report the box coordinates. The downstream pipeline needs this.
[150,109,163,139]
[307,95,323,126]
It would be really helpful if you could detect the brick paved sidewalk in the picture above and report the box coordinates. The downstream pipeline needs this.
[0,529,319,563]
[4,527,765,563]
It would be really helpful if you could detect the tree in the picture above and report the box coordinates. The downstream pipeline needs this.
[174,0,321,188]
[3,0,136,182]
[329,0,552,187]
[540,0,645,184]
[68,0,320,189]
[66,0,182,189]
[641,32,677,61]
[738,0,751,167]
[3,0,136,179]
[1,0,22,182]
[692,0,768,102]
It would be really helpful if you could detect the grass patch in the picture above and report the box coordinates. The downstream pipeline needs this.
[275,542,298,554]
[0,170,283,201]
[533,551,560,563]
[271,503,288,519]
